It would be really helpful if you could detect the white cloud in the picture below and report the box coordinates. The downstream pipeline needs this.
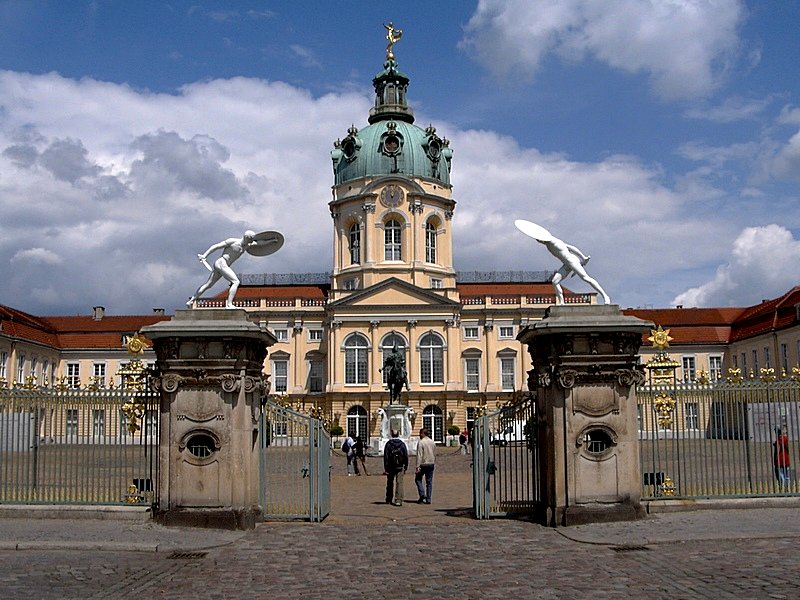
[684,96,773,123]
[672,225,800,307]
[0,69,784,315]
[461,0,745,100]
[10,248,63,265]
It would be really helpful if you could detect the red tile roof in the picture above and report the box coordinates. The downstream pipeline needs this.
[730,286,800,341]
[623,307,746,346]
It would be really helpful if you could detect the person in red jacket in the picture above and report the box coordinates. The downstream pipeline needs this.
[773,428,791,491]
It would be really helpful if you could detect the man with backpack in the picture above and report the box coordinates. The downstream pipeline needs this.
[383,429,408,506]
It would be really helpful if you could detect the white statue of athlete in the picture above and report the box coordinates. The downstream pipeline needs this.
[187,230,256,309]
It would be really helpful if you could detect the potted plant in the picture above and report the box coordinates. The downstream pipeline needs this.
[447,424,461,446]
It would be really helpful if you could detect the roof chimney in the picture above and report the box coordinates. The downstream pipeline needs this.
[92,306,105,321]
[676,305,683,309]
[153,308,165,315]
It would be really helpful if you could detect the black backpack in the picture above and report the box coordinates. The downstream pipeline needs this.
[341,439,350,453]
[387,442,404,471]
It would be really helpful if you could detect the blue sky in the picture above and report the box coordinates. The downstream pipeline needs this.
[1,0,799,315]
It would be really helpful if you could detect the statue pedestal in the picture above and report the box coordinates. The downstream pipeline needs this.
[373,404,417,454]
[518,305,653,526]
[140,309,275,529]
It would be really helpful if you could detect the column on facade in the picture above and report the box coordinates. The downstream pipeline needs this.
[369,320,381,392]
[292,324,303,393]
[484,322,495,392]
[406,320,418,387]
[445,318,459,389]
[329,320,341,390]
[362,202,374,266]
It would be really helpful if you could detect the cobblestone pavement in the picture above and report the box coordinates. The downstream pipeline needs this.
[2,450,800,599]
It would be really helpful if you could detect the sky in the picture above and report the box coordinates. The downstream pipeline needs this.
[1,0,799,316]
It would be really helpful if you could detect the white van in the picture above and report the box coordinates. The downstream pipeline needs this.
[490,420,527,446]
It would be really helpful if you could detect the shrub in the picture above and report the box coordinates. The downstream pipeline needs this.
[330,424,344,436]
[447,425,461,436]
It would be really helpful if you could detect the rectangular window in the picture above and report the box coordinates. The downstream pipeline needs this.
[17,354,25,383]
[741,352,747,373]
[466,407,476,434]
[308,359,324,393]
[144,409,158,438]
[0,351,7,381]
[685,402,699,430]
[67,363,80,388]
[273,329,288,342]
[682,356,696,382]
[119,410,128,436]
[41,361,49,387]
[308,329,323,342]
[463,326,479,340]
[343,278,359,291]
[272,360,288,393]
[709,356,723,381]
[732,354,738,368]
[752,350,759,373]
[93,363,106,386]
[30,358,37,383]
[65,409,79,439]
[465,357,480,391]
[764,347,770,369]
[781,343,789,373]
[92,409,105,438]
[500,357,515,391]
[430,278,442,289]
[499,326,514,339]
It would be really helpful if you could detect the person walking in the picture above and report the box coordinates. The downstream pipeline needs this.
[459,429,469,455]
[773,428,791,490]
[353,435,369,476]
[342,434,357,476]
[415,428,436,504]
[383,429,408,506]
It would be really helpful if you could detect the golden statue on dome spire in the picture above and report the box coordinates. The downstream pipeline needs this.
[384,22,402,60]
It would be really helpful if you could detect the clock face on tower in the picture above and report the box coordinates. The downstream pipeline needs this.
[380,184,404,208]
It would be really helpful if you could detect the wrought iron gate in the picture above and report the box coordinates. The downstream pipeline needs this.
[473,392,540,518]
[260,399,330,521]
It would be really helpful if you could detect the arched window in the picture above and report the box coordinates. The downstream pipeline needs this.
[384,219,402,261]
[425,221,437,263]
[344,334,369,385]
[422,404,444,443]
[380,332,407,385]
[348,223,360,265]
[419,332,444,384]
[347,405,369,441]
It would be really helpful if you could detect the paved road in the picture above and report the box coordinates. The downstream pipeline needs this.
[2,450,800,599]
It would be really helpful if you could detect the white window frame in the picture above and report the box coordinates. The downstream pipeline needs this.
[92,409,106,438]
[498,325,514,339]
[93,362,106,386]
[685,402,699,430]
[272,359,289,393]
[344,334,369,385]
[67,363,80,389]
[781,343,789,373]
[0,351,7,381]
[343,278,359,291]
[752,350,759,373]
[419,332,444,385]
[308,329,323,342]
[500,355,516,391]
[307,357,324,393]
[348,223,361,265]
[682,356,696,382]
[384,219,402,261]
[425,221,437,263]
[273,328,288,342]
[464,356,480,392]
[709,355,723,381]
[764,346,770,369]
[463,326,479,340]
[17,354,25,383]
[430,278,443,289]
[65,409,79,438]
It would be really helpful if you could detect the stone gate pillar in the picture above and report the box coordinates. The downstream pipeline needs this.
[518,305,652,526]
[140,309,276,529]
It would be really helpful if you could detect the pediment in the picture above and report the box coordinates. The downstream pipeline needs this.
[329,278,460,309]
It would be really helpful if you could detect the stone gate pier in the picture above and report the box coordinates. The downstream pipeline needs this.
[518,305,653,526]
[141,309,275,529]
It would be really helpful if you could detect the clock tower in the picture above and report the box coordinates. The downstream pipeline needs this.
[328,34,456,299]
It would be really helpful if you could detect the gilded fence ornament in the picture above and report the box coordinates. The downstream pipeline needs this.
[54,375,70,391]
[726,367,743,384]
[760,367,776,383]
[792,366,800,383]
[21,375,37,390]
[696,370,710,385]
[0,376,6,389]
[661,477,676,497]
[654,391,676,429]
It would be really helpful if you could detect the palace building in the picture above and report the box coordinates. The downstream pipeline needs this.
[2,44,799,446]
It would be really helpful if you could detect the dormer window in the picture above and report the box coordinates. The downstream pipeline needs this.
[348,223,361,264]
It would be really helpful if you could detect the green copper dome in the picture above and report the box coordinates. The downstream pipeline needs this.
[331,57,453,187]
